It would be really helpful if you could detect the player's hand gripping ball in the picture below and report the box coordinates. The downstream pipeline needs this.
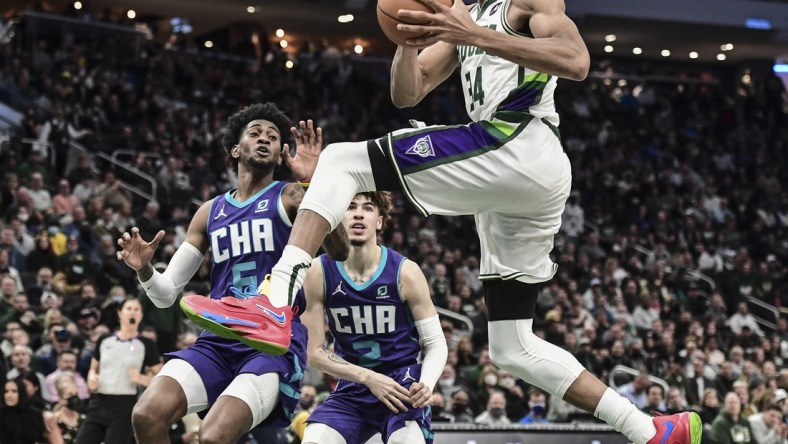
[377,0,454,46]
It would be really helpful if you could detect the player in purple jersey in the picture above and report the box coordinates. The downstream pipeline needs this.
[115,103,347,444]
[300,192,448,444]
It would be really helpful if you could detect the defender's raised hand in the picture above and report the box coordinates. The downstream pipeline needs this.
[284,119,323,183]
[116,227,165,271]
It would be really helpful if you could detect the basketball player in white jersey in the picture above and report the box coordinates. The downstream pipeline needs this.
[192,2,701,443]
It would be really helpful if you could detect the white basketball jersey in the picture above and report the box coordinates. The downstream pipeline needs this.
[457,0,559,125]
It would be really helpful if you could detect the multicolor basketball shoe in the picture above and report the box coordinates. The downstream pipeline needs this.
[180,276,292,355]
[646,411,702,444]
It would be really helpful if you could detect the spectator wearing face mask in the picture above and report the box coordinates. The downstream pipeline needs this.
[450,389,475,423]
[430,392,455,423]
[498,371,528,420]
[520,389,549,424]
[289,384,318,442]
[474,391,510,426]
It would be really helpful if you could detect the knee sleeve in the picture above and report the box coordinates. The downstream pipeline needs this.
[300,141,377,231]
[303,423,347,444]
[388,421,426,444]
[488,319,585,399]
[154,359,209,414]
[220,373,280,430]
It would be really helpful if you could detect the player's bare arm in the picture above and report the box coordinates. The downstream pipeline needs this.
[301,259,412,413]
[399,259,448,408]
[117,200,211,308]
[390,42,458,108]
[117,199,211,281]
[397,0,589,81]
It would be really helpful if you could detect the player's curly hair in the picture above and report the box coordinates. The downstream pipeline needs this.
[357,191,393,233]
[222,103,293,172]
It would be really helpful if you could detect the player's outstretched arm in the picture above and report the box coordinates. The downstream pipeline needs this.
[302,260,411,413]
[119,200,211,308]
[397,0,589,81]
[400,259,448,408]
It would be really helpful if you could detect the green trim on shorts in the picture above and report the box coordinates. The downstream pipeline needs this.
[402,115,533,175]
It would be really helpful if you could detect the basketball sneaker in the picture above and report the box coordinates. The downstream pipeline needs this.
[645,411,702,444]
[180,277,292,355]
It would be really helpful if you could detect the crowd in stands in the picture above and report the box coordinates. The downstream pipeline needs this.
[0,8,787,444]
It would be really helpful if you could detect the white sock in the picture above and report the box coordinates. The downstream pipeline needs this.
[269,245,312,308]
[594,388,656,444]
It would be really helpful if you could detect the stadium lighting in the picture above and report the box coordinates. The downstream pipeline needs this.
[689,51,699,59]
[280,40,288,48]
[127,9,136,19]
[338,14,354,23]
[247,6,256,13]
[774,64,788,73]
[275,29,285,38]
[724,43,734,51]
[285,60,294,70]
[354,44,364,54]
[605,34,616,42]
[74,1,82,10]
[717,53,727,61]
[204,40,213,48]
[632,47,642,55]
[604,45,614,53]
[661,49,670,57]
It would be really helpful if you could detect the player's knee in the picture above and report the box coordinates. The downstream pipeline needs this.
[131,400,166,435]
[199,423,240,444]
[317,142,350,171]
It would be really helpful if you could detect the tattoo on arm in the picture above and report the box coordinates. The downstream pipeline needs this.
[288,184,305,204]
[322,347,349,365]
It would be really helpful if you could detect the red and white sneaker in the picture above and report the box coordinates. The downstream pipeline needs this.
[646,411,702,444]
[180,291,292,356]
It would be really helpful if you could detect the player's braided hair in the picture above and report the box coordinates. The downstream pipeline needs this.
[222,103,293,172]
[357,192,392,233]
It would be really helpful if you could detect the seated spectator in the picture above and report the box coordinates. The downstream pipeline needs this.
[0,377,53,444]
[711,391,755,444]
[519,389,549,424]
[616,372,651,409]
[475,390,510,426]
[696,387,720,426]
[430,392,455,423]
[449,389,475,424]
[748,404,787,444]
[43,350,89,404]
[665,386,689,415]
[642,383,667,414]
[52,372,87,444]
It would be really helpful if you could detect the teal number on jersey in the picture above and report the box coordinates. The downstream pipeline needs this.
[232,261,258,292]
[465,65,485,111]
[352,339,382,368]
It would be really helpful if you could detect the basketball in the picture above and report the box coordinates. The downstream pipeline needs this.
[377,0,453,46]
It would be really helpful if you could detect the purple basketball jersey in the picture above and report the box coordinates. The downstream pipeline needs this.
[320,246,421,373]
[168,181,307,426]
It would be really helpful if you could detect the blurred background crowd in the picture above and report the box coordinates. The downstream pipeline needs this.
[0,5,786,444]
